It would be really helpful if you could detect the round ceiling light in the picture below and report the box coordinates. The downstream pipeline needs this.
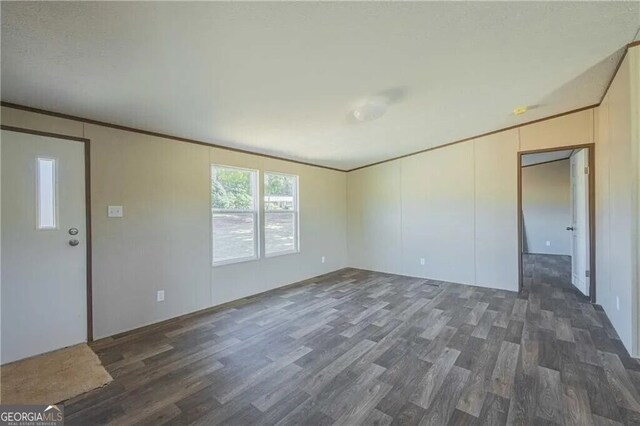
[353,98,388,122]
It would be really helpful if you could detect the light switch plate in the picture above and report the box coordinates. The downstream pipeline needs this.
[108,205,123,218]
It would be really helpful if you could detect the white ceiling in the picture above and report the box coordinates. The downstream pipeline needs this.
[2,2,639,171]
[522,149,574,167]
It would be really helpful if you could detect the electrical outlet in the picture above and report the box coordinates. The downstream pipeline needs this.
[108,205,123,218]
[321,256,325,264]
[157,290,165,302]
[420,258,425,265]
[546,241,551,247]
[617,296,620,310]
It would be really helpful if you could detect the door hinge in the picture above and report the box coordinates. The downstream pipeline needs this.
[584,166,590,175]
[586,270,590,278]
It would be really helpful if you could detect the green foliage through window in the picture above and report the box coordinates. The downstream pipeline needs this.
[265,174,293,197]
[212,167,255,210]
[265,173,296,211]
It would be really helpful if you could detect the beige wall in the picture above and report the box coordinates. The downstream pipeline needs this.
[1,107,348,339]
[519,109,594,152]
[596,46,639,355]
[348,111,593,293]
[521,159,571,256]
[347,161,403,276]
[402,142,476,285]
[473,131,519,290]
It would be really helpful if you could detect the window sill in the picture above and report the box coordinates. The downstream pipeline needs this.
[212,256,258,268]
[265,249,300,259]
[212,250,300,267]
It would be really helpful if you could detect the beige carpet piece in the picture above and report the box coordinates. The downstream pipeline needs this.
[1,343,113,404]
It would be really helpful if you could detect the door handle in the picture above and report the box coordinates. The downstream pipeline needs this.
[69,239,80,247]
[566,226,575,231]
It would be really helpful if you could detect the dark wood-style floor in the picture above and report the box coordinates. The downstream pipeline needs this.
[65,255,640,425]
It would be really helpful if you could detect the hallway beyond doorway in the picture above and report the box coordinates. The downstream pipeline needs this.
[523,253,589,303]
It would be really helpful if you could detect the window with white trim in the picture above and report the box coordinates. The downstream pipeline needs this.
[37,157,57,230]
[264,172,299,256]
[211,165,258,265]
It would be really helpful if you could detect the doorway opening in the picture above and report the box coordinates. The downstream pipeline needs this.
[517,144,595,303]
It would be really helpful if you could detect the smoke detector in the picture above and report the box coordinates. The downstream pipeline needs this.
[513,106,528,116]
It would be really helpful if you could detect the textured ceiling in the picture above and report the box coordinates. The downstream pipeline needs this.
[2,2,639,170]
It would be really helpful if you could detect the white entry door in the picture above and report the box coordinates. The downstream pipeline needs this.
[569,148,590,297]
[1,129,87,364]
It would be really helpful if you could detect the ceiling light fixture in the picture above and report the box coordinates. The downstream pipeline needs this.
[353,97,388,122]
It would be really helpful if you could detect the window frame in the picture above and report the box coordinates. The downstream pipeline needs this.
[211,164,260,267]
[263,171,300,258]
[36,156,59,230]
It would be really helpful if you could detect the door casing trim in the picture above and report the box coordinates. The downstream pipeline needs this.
[1,125,93,341]
[517,143,596,303]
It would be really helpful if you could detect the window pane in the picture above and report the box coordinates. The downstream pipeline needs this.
[265,174,296,211]
[265,212,295,254]
[212,167,255,210]
[213,213,255,262]
[37,158,56,229]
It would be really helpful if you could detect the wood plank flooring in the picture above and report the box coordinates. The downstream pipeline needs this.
[64,254,640,425]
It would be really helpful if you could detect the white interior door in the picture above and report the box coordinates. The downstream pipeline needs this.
[1,130,87,364]
[569,148,590,296]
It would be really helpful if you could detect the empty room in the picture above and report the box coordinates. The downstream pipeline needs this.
[1,1,640,425]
